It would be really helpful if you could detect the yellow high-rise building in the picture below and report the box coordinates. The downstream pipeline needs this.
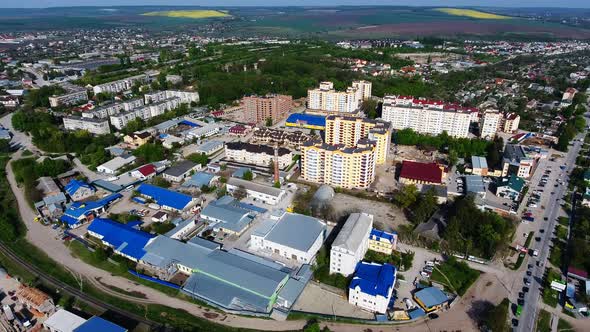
[324,115,390,165]
[301,139,377,189]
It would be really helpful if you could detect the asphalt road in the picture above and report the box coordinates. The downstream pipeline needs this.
[516,127,588,332]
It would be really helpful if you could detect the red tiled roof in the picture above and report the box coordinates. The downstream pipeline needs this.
[138,164,156,176]
[568,266,588,279]
[400,160,443,184]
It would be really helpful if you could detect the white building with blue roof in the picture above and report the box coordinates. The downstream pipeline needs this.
[60,193,122,228]
[64,179,96,201]
[87,218,155,262]
[349,262,397,314]
[137,183,199,212]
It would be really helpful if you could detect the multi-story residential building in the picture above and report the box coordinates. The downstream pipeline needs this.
[224,142,294,168]
[110,97,181,129]
[63,116,110,135]
[300,139,377,189]
[324,115,391,165]
[352,80,372,100]
[349,262,396,314]
[144,90,200,105]
[242,94,293,125]
[479,109,502,139]
[252,127,311,148]
[368,229,397,254]
[307,81,371,113]
[330,213,374,276]
[501,144,536,179]
[82,98,144,119]
[49,84,88,107]
[92,74,148,95]
[502,112,521,133]
[381,96,472,138]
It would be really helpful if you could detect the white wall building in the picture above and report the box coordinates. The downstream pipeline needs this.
[144,90,200,104]
[92,74,148,95]
[63,116,110,135]
[96,156,137,174]
[479,109,502,140]
[348,262,396,314]
[330,213,374,276]
[381,96,472,138]
[224,142,294,168]
[307,80,370,113]
[250,211,326,264]
[226,177,286,205]
[110,97,181,129]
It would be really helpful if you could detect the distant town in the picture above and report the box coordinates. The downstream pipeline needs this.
[0,8,590,332]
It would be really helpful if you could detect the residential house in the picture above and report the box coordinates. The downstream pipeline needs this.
[64,179,95,202]
[413,287,449,312]
[123,131,151,147]
[131,164,157,181]
[162,160,201,183]
[368,229,397,254]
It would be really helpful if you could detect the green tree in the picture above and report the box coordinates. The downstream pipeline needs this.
[265,117,273,127]
[393,184,419,209]
[448,149,458,167]
[242,170,253,181]
[186,153,209,166]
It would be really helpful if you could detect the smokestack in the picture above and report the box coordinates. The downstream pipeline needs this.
[273,144,280,184]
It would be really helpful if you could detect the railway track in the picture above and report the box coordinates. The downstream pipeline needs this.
[0,242,162,331]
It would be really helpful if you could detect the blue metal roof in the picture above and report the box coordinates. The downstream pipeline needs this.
[73,316,127,332]
[370,229,396,243]
[137,184,193,211]
[414,287,448,308]
[180,120,200,128]
[87,218,154,261]
[408,307,426,319]
[350,262,396,298]
[64,179,93,196]
[182,172,215,188]
[286,113,326,127]
[63,193,122,220]
[60,214,80,226]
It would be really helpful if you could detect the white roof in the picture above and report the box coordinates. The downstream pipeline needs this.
[98,156,136,172]
[44,309,86,332]
[332,213,373,252]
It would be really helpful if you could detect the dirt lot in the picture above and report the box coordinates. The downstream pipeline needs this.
[331,193,409,232]
[293,282,374,319]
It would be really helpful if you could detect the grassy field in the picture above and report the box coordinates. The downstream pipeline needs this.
[431,257,480,296]
[142,10,230,19]
[435,8,511,20]
[537,309,552,332]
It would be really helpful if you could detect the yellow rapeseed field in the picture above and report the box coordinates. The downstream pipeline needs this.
[142,10,230,19]
[435,8,511,20]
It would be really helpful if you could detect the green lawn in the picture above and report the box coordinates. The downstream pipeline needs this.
[555,225,568,241]
[557,318,573,331]
[542,268,561,308]
[430,257,480,295]
[549,240,563,268]
[536,309,551,332]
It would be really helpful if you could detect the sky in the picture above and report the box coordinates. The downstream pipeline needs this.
[2,0,590,9]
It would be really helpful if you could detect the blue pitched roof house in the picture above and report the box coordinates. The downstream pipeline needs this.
[137,183,197,212]
[60,193,122,228]
[348,262,396,314]
[413,287,449,312]
[65,179,96,201]
[87,218,154,262]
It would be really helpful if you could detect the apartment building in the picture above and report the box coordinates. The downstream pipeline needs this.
[503,112,521,134]
[300,139,377,189]
[242,94,293,125]
[324,115,391,165]
[92,74,148,95]
[479,109,502,139]
[48,84,88,107]
[252,127,311,148]
[110,97,181,129]
[82,98,145,120]
[381,96,472,138]
[330,213,374,276]
[63,116,110,135]
[144,90,200,105]
[224,142,294,168]
[307,81,371,113]
[501,144,536,179]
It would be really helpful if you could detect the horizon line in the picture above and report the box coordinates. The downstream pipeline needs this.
[1,5,590,9]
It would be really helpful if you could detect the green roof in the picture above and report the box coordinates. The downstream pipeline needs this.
[502,175,525,192]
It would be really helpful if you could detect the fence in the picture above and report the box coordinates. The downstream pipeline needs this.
[128,270,181,289]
